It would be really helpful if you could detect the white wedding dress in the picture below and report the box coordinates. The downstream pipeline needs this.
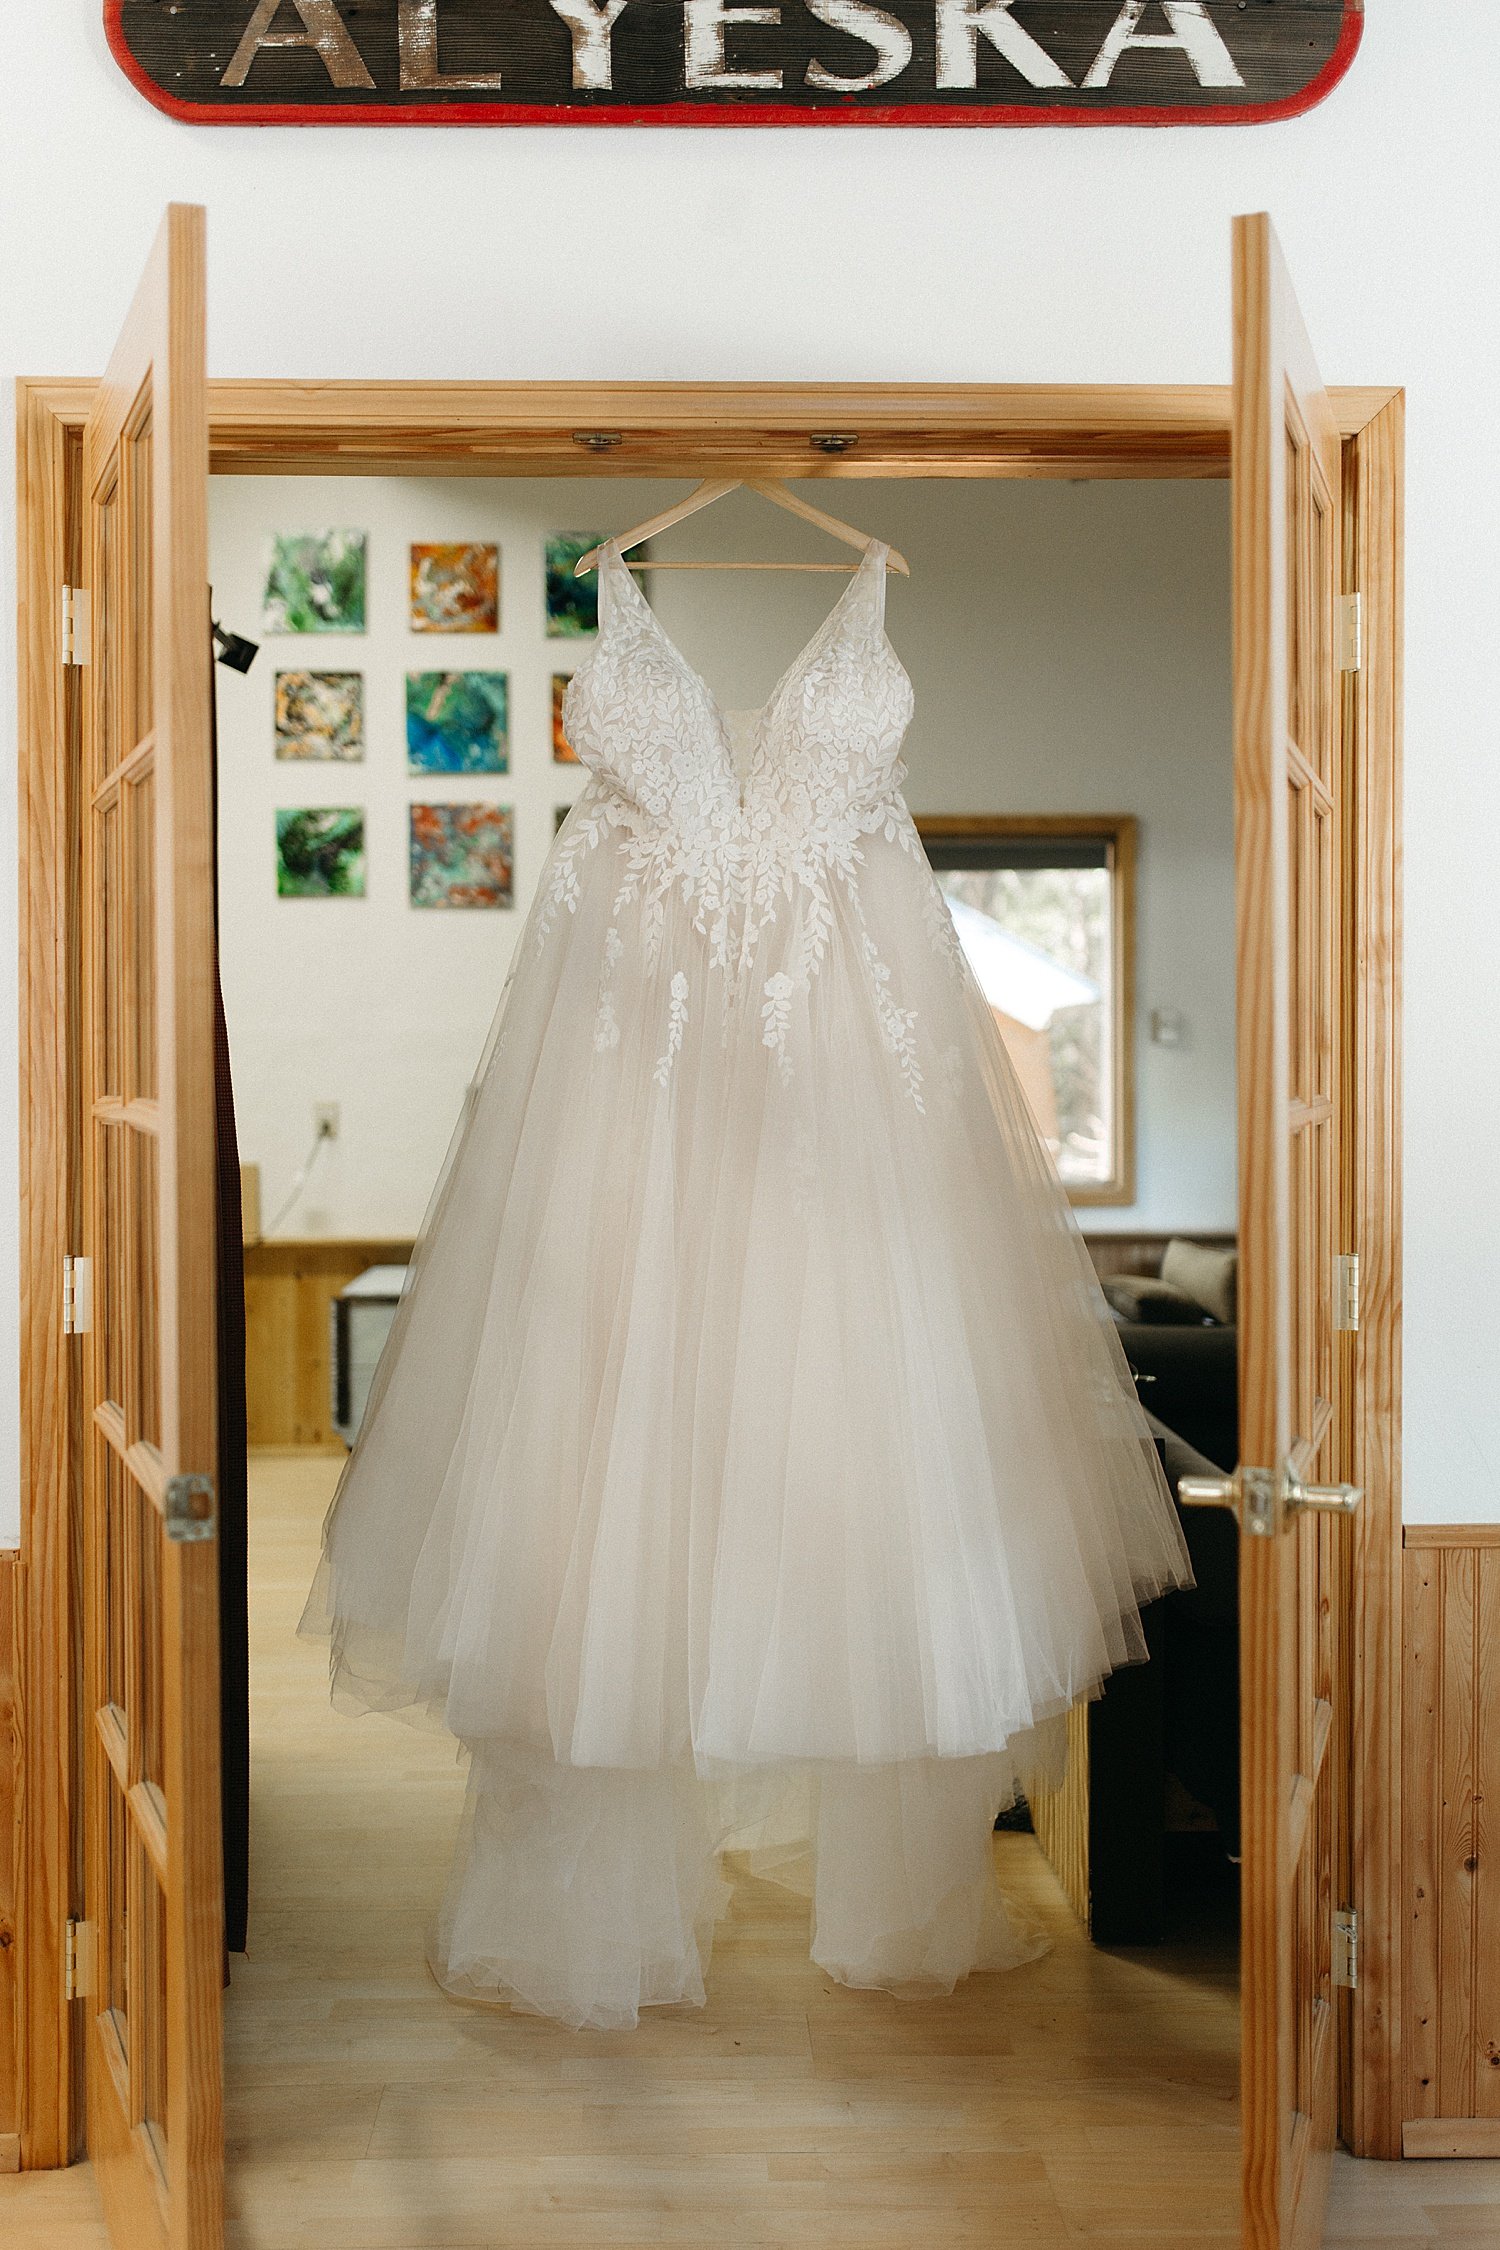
[304,542,1192,2028]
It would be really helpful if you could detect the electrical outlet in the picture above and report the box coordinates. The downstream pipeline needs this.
[314,1102,340,1141]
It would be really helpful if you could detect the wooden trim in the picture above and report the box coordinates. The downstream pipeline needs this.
[0,1554,19,2161]
[1402,1540,1500,2147]
[916,814,1136,1206]
[15,379,1404,475]
[1341,393,1406,2161]
[1405,1525,1500,1550]
[14,379,86,2169]
[1403,2119,1500,2159]
[14,370,1405,2179]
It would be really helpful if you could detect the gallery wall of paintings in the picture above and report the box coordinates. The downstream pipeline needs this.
[211,475,685,1236]
[212,473,1238,1244]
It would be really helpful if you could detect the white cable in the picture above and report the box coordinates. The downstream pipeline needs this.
[262,1125,333,1239]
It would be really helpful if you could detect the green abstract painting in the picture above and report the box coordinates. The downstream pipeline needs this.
[263,531,367,634]
[544,534,605,638]
[276,807,366,897]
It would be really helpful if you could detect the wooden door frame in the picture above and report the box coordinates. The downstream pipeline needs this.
[13,375,1404,2170]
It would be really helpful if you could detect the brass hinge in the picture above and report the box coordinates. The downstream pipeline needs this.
[1338,592,1364,674]
[64,1919,96,2002]
[1333,1253,1360,1334]
[164,1472,217,1544]
[63,1255,92,1336]
[60,586,90,668]
[1333,1906,1358,1990]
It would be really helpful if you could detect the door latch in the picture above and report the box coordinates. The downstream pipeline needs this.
[1333,1906,1358,1990]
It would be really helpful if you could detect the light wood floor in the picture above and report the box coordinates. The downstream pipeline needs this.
[11,1453,1495,2246]
[249,1454,1247,2246]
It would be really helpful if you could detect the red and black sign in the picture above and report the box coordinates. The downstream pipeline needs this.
[107,1,1362,128]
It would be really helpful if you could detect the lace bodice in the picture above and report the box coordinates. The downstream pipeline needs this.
[541,542,961,1100]
[562,541,914,834]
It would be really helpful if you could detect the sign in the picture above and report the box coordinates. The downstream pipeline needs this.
[107,2,1362,127]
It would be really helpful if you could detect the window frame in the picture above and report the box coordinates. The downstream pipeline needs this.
[916,812,1138,1209]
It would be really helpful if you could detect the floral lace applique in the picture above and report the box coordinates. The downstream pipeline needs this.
[537,544,965,1107]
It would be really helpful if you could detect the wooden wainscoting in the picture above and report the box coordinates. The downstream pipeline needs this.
[1402,1525,1500,2157]
[1030,1700,1091,1929]
[244,1238,414,1452]
[0,1552,20,2171]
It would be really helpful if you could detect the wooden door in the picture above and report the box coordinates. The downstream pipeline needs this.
[80,203,222,2250]
[1221,211,1361,2250]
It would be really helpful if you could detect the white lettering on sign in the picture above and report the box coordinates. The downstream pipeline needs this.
[549,0,634,90]
[804,0,913,92]
[934,1,1073,92]
[683,0,784,88]
[1083,2,1244,90]
[222,0,374,89]
[399,0,504,89]
[216,0,1263,102]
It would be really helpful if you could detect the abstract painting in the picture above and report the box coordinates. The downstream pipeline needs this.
[545,535,605,637]
[410,542,500,633]
[275,808,366,897]
[275,671,364,761]
[409,803,513,909]
[552,673,579,762]
[262,531,367,634]
[406,672,509,773]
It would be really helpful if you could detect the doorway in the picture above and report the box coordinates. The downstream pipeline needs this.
[13,223,1404,2248]
[216,465,1240,2242]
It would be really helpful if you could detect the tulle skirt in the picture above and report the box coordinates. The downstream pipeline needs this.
[303,791,1192,2028]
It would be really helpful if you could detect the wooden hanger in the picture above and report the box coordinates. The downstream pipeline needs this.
[574,479,910,577]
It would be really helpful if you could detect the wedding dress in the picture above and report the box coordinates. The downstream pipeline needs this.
[304,541,1192,2029]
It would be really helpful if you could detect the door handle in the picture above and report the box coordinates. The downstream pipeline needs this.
[1178,1463,1363,1538]
[1285,1461,1362,1518]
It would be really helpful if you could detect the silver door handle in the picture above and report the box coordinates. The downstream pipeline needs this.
[1285,1462,1362,1517]
[1178,1464,1363,1538]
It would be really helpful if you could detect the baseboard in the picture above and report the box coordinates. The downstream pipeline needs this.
[1402,2119,1500,2159]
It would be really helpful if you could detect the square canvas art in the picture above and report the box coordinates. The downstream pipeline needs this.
[552,673,579,763]
[275,808,366,897]
[410,543,500,633]
[262,531,367,634]
[406,672,509,773]
[409,804,513,909]
[275,671,364,762]
[545,535,604,638]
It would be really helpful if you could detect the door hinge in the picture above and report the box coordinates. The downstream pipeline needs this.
[1333,1906,1359,1990]
[63,1254,92,1336]
[64,1918,97,2002]
[1338,592,1364,673]
[164,1472,217,1544]
[60,586,90,668]
[1334,1252,1361,1334]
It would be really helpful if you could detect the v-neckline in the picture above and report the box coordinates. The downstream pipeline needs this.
[602,539,887,741]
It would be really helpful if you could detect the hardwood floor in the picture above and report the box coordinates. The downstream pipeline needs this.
[2,1450,1497,2244]
[223,1453,1242,2249]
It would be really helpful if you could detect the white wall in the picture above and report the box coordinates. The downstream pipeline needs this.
[2,8,1495,1526]
[211,475,1233,1244]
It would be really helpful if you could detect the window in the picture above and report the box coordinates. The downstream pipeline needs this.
[918,816,1136,1206]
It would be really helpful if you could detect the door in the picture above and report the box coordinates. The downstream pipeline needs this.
[1181,211,1361,2250]
[79,203,222,2250]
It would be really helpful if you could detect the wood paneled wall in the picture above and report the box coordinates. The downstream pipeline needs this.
[1030,1699,1091,1930]
[1402,1526,1500,2157]
[0,1552,20,2171]
[244,1238,413,1451]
